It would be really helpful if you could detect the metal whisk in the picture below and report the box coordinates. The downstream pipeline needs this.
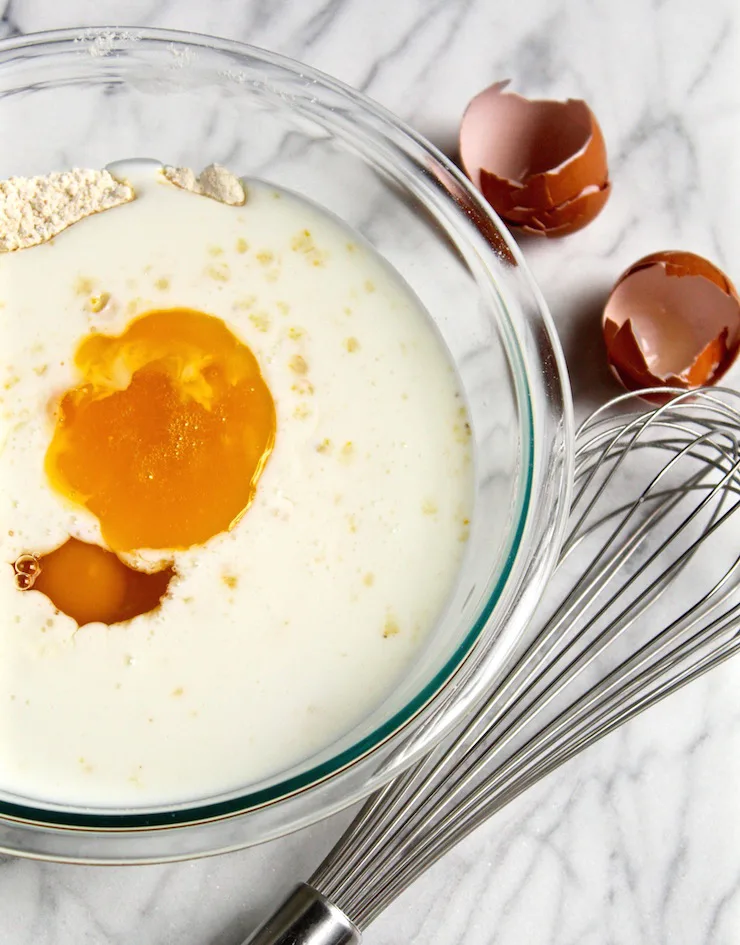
[248,387,740,945]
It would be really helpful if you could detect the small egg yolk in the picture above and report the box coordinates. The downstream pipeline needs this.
[45,308,276,552]
[26,539,174,627]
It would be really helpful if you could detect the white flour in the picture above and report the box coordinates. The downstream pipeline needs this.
[162,163,247,205]
[0,169,134,252]
[0,163,247,254]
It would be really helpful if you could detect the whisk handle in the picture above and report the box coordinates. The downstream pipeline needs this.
[243,884,361,945]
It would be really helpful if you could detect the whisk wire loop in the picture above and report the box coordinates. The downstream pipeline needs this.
[306,388,740,929]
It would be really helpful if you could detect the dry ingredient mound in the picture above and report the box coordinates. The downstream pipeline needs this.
[162,163,247,206]
[0,169,134,252]
[0,162,247,254]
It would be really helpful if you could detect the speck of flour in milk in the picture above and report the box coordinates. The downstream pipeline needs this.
[162,164,247,206]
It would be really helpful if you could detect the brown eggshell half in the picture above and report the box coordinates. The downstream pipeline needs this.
[494,180,612,238]
[602,251,740,393]
[459,80,610,236]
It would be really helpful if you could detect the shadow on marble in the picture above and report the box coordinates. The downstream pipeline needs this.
[209,912,258,945]
[560,285,622,412]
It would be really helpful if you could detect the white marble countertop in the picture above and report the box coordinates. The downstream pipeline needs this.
[0,1,739,943]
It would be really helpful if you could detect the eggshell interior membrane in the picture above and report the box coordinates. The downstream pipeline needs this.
[459,80,610,237]
[603,251,740,393]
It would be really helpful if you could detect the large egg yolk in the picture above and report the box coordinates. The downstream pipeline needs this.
[45,308,276,552]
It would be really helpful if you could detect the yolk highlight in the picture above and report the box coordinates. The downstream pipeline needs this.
[26,539,174,627]
[45,308,276,552]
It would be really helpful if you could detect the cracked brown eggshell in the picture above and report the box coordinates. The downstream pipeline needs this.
[459,81,610,237]
[603,251,740,394]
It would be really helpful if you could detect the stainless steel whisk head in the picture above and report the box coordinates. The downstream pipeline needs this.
[248,387,740,945]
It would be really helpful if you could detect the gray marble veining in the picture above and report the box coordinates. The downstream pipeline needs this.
[0,1,738,943]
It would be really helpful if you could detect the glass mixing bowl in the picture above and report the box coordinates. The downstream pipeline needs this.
[0,27,573,862]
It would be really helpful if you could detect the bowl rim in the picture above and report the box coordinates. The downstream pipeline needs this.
[0,25,574,859]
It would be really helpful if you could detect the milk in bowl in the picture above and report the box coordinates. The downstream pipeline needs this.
[0,160,473,807]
